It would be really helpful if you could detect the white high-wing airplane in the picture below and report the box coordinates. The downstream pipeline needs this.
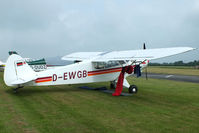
[0,60,5,71]
[9,51,47,72]
[3,47,195,94]
[0,60,5,66]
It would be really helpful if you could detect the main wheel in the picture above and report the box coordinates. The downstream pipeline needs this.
[128,85,138,94]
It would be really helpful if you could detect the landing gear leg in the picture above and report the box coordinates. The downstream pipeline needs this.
[13,88,19,93]
[128,85,138,94]
[110,81,116,89]
[13,85,23,93]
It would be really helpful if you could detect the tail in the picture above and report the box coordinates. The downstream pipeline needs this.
[4,54,37,87]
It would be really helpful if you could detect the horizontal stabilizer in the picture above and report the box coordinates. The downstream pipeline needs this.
[11,79,33,85]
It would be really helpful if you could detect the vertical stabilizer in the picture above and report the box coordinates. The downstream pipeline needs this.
[4,54,37,86]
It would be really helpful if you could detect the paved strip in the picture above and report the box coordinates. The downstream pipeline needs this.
[142,73,199,83]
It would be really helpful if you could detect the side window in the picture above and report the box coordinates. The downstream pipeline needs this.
[93,61,124,69]
[106,61,120,68]
[94,62,106,69]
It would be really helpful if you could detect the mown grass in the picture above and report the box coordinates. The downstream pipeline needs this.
[0,72,199,133]
[148,66,199,76]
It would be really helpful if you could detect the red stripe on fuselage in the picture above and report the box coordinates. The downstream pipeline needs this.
[88,67,122,76]
[36,76,52,80]
[35,76,52,83]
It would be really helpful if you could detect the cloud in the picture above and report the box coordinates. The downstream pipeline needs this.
[0,0,198,62]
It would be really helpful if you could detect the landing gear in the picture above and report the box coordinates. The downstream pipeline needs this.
[110,81,116,89]
[128,85,138,94]
[13,85,23,93]
[13,88,19,93]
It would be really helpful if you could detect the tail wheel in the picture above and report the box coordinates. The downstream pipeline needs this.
[13,88,18,93]
[13,85,24,93]
[129,85,138,94]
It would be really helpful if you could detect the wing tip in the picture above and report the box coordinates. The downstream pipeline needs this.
[186,47,197,51]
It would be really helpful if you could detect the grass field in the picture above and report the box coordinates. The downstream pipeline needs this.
[0,72,199,133]
[148,66,199,76]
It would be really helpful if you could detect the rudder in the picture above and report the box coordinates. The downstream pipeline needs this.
[4,54,36,87]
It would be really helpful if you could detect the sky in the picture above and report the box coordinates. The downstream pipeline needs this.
[0,0,198,63]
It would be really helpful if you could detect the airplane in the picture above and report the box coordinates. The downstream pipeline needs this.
[0,60,5,71]
[9,51,47,72]
[3,46,196,95]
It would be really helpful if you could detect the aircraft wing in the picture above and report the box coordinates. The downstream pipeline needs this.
[92,47,195,62]
[61,52,103,61]
[61,47,195,62]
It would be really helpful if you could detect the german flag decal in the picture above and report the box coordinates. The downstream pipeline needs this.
[35,76,52,83]
[17,62,26,66]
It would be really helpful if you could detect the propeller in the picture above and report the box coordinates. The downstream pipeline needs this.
[143,43,148,80]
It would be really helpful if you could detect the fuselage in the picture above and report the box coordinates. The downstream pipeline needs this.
[25,61,147,87]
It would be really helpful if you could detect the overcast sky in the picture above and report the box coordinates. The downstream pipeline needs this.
[0,0,198,62]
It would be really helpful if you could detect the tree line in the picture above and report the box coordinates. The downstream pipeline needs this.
[149,60,199,66]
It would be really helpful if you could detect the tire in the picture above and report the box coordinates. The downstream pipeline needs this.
[128,85,138,94]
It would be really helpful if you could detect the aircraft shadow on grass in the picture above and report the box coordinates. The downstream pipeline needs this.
[5,86,86,96]
[5,86,135,97]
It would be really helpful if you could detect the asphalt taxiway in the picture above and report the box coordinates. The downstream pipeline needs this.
[143,73,199,83]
